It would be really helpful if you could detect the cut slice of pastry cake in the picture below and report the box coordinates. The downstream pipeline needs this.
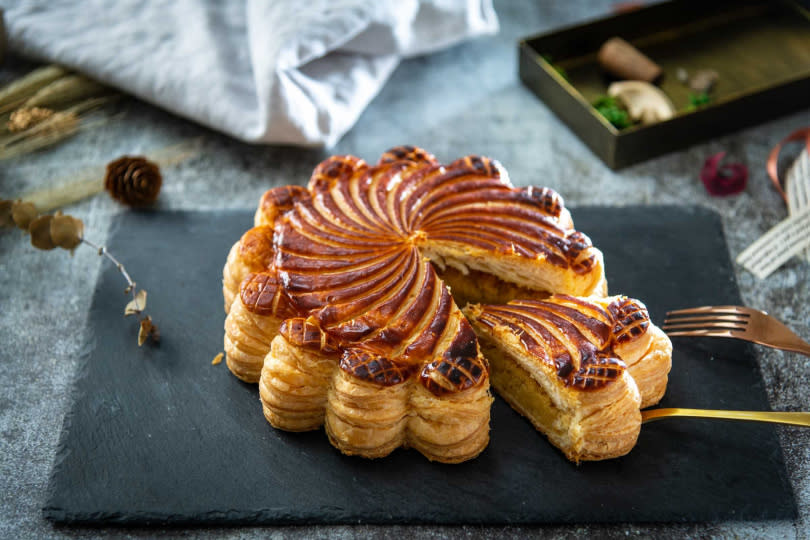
[464,295,672,462]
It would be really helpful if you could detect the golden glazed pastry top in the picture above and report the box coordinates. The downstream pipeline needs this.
[467,295,652,391]
[233,146,605,396]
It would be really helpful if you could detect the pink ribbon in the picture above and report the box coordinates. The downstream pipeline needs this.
[766,127,810,205]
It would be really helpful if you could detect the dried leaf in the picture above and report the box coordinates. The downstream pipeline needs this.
[1,199,14,227]
[28,214,56,250]
[150,322,161,344]
[11,201,38,230]
[138,316,153,346]
[212,352,224,365]
[50,214,84,250]
[125,289,147,316]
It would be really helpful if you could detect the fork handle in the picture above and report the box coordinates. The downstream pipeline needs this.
[642,408,810,427]
[776,340,810,357]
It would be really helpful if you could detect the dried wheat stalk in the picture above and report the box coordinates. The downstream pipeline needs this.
[19,138,202,212]
[0,96,114,160]
[23,74,108,109]
[0,65,69,113]
[0,111,80,160]
[0,64,115,158]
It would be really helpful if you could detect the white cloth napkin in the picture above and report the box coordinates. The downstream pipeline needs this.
[5,0,498,146]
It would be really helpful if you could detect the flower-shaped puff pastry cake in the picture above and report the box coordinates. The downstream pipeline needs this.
[222,146,607,463]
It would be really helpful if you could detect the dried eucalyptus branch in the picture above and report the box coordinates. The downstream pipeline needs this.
[80,236,159,346]
[1,193,161,347]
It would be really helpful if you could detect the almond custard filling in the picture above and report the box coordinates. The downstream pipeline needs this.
[435,266,552,307]
[479,341,566,440]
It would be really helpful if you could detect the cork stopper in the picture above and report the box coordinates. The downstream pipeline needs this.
[597,37,662,83]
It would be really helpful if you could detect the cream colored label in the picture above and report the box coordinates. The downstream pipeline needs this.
[738,150,810,279]
[737,206,810,279]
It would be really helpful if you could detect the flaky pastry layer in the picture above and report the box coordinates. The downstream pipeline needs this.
[261,332,493,462]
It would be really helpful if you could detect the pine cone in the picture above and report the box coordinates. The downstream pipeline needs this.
[104,156,162,206]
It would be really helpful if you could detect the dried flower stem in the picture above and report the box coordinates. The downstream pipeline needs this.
[81,235,158,346]
[3,197,158,346]
[80,236,142,311]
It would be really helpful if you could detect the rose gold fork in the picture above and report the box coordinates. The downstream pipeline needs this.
[662,305,810,356]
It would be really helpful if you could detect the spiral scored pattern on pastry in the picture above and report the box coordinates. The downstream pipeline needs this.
[223,146,609,462]
[464,295,672,461]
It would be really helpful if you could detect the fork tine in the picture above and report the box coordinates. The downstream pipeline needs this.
[662,305,810,356]
[665,305,747,316]
[662,321,747,331]
[663,314,749,324]
[662,329,739,338]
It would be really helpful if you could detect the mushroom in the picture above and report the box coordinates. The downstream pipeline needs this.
[607,81,676,125]
[689,69,719,93]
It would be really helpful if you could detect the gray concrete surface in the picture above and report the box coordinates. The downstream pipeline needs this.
[1,1,809,538]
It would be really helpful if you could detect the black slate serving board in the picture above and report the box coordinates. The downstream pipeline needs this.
[45,206,797,525]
